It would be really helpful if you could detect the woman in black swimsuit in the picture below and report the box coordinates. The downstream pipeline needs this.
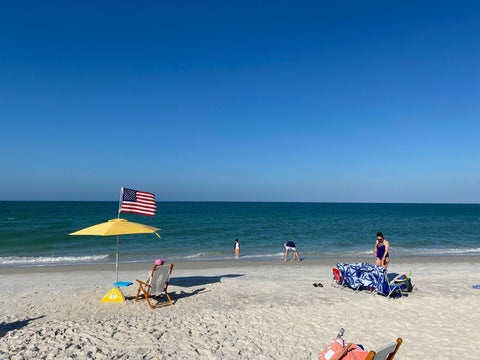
[374,231,390,269]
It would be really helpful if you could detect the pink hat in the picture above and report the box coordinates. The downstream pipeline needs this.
[155,258,164,266]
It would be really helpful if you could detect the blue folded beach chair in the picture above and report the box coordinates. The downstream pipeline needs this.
[384,274,402,298]
[373,270,402,298]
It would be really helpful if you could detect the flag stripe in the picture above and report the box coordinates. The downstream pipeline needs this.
[120,209,156,216]
[120,188,157,216]
[120,204,157,212]
[121,200,157,209]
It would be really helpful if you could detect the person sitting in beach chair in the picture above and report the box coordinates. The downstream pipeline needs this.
[135,259,174,309]
[319,328,402,360]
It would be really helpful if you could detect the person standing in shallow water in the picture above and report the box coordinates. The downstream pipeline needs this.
[234,239,240,260]
[374,232,390,269]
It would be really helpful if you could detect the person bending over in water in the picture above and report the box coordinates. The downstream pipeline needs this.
[374,232,390,269]
[284,241,300,262]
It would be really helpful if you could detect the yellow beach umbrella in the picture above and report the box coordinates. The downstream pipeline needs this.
[70,218,161,282]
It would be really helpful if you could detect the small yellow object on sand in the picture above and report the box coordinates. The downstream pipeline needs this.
[101,288,124,303]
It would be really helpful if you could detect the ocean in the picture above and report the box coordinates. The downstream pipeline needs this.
[1,201,479,267]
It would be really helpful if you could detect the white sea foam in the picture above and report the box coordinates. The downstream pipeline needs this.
[396,247,480,256]
[172,252,234,261]
[172,252,294,261]
[319,247,480,258]
[0,254,110,266]
[2,247,479,267]
[181,252,208,259]
[165,246,480,262]
[240,252,286,259]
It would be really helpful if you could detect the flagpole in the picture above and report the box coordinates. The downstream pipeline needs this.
[116,235,119,283]
[118,187,124,219]
[115,187,124,283]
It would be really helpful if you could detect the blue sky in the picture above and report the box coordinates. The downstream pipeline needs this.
[1,1,479,202]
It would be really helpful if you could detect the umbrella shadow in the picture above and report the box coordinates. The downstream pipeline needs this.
[169,274,244,288]
[0,315,45,338]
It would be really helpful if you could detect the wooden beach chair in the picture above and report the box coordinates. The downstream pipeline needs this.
[365,338,402,360]
[135,263,174,309]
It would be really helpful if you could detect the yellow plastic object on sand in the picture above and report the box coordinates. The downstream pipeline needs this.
[101,288,124,303]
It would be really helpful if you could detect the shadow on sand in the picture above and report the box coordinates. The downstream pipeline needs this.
[126,288,207,305]
[169,288,207,303]
[169,274,244,288]
[126,274,244,306]
[0,315,45,338]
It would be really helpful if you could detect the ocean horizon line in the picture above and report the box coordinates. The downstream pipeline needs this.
[1,200,479,205]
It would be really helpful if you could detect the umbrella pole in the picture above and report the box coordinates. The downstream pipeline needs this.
[116,234,119,283]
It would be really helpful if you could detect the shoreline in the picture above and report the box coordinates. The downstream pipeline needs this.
[1,255,478,274]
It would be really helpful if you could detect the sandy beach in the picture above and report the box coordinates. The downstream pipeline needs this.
[1,256,479,359]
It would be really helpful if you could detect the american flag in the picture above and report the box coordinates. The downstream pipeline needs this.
[119,188,157,216]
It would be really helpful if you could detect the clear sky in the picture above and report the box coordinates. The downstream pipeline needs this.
[1,1,479,202]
